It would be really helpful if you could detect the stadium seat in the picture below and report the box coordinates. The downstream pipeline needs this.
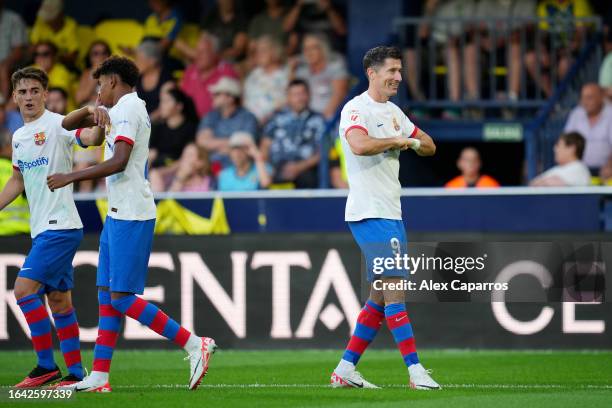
[168,23,200,63]
[94,19,144,57]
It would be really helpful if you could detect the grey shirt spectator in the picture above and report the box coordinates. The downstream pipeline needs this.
[0,7,27,61]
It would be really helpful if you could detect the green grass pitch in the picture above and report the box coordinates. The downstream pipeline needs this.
[1,349,611,407]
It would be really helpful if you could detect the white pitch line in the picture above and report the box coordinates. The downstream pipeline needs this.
[107,383,612,390]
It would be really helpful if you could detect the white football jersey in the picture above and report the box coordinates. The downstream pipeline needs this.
[339,91,418,222]
[104,92,156,221]
[11,109,83,238]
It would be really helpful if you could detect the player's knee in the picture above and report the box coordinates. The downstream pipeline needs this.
[13,280,38,301]
[47,292,72,314]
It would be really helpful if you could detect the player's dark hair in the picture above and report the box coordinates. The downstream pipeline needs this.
[363,46,402,73]
[288,78,309,93]
[11,66,49,90]
[34,41,58,56]
[559,132,586,160]
[93,55,140,88]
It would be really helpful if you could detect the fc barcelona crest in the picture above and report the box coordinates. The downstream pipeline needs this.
[34,132,46,145]
[392,117,400,132]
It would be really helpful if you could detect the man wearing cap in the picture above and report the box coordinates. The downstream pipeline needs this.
[195,76,258,168]
[218,131,272,191]
[30,0,78,69]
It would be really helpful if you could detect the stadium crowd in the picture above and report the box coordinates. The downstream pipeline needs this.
[0,0,611,190]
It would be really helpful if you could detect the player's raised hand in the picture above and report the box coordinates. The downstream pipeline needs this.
[47,173,72,191]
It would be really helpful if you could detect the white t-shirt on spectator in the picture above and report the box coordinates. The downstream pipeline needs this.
[339,91,418,222]
[539,160,591,186]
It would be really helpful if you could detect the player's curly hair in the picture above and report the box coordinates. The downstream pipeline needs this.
[11,67,49,90]
[93,56,140,88]
[363,46,402,73]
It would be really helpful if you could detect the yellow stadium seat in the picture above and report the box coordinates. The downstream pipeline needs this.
[169,23,200,62]
[94,19,144,57]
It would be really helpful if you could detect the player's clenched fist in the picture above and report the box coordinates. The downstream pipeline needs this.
[88,103,110,128]
[393,137,411,150]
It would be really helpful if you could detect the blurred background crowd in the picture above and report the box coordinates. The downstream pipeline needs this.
[0,0,611,191]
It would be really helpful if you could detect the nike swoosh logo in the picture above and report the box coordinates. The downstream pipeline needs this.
[377,123,384,127]
[345,378,364,388]
[20,268,32,271]
[414,383,440,389]
[395,315,407,322]
[189,357,202,385]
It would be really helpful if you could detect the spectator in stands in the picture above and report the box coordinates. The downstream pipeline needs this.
[472,0,536,111]
[402,0,427,112]
[524,0,594,97]
[0,94,22,135]
[200,0,248,62]
[30,0,79,69]
[135,40,174,121]
[149,88,198,191]
[530,132,591,186]
[248,0,298,56]
[262,79,324,188]
[599,51,612,100]
[45,87,67,115]
[0,1,28,100]
[32,41,75,109]
[283,0,347,52]
[144,0,184,53]
[169,144,216,192]
[244,36,288,124]
[292,33,349,119]
[445,147,500,188]
[564,83,612,176]
[196,77,258,168]
[75,40,111,106]
[427,0,478,119]
[180,32,239,118]
[218,131,272,191]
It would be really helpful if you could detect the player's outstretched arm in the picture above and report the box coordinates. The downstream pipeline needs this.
[47,141,132,191]
[411,128,436,157]
[0,171,25,211]
[346,128,410,156]
[62,104,110,131]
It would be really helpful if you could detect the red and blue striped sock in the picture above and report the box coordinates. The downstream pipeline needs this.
[92,290,122,373]
[17,294,56,370]
[342,300,384,365]
[111,295,192,348]
[385,303,419,367]
[52,308,84,379]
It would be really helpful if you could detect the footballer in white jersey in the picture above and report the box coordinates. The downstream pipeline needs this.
[0,67,87,388]
[48,56,215,393]
[330,47,441,391]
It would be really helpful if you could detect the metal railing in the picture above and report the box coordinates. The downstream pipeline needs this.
[392,16,602,110]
